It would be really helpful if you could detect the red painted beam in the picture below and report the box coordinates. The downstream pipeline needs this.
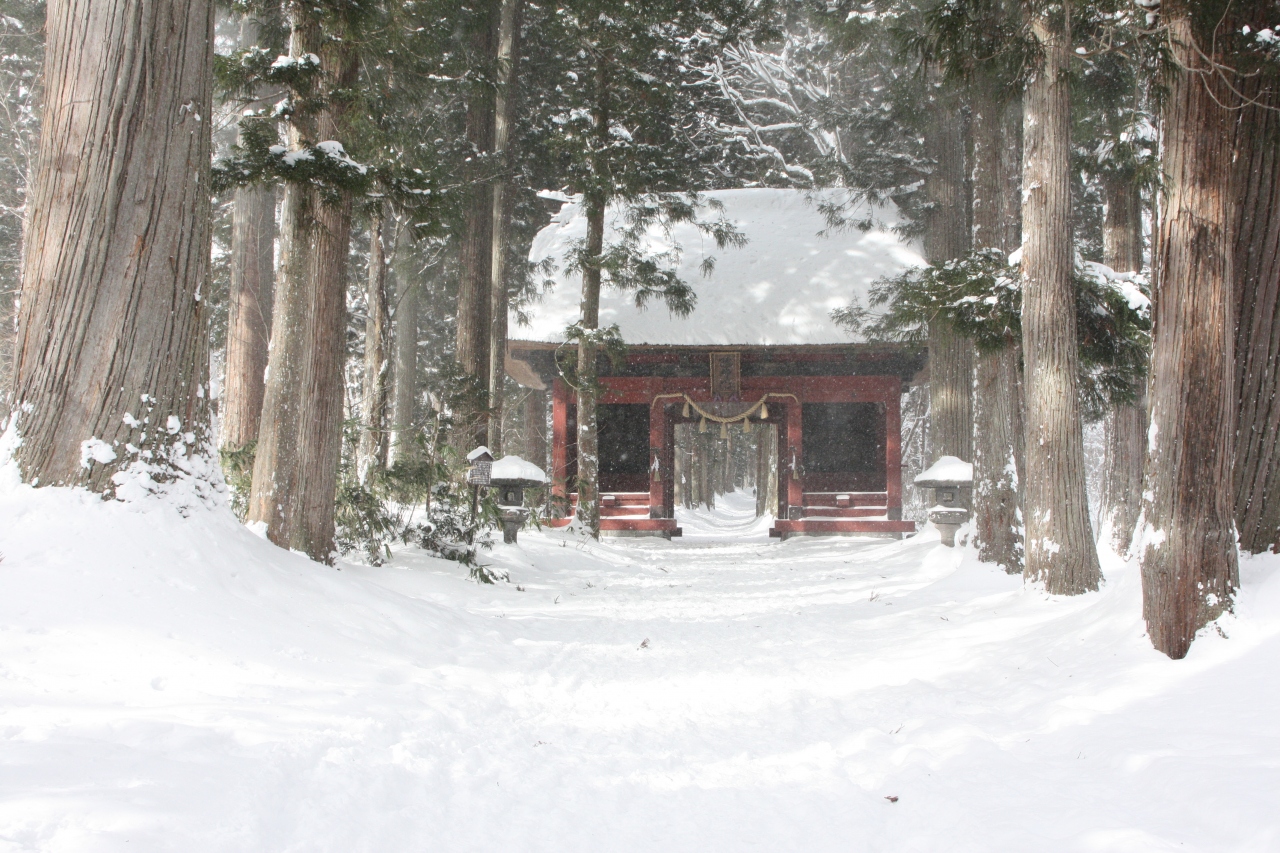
[598,375,901,405]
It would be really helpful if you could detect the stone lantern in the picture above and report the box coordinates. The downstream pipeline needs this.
[486,455,548,544]
[913,456,973,547]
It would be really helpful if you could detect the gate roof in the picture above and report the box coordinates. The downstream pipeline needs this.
[512,188,925,347]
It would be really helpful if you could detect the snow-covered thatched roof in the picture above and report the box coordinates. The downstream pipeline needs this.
[511,188,925,347]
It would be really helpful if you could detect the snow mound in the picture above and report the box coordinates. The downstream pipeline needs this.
[516,188,925,346]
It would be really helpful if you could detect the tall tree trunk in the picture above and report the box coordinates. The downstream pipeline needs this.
[1232,64,1280,554]
[389,221,419,466]
[970,83,1023,572]
[455,9,498,446]
[1001,92,1028,511]
[221,13,275,455]
[1020,0,1101,593]
[223,182,275,453]
[358,204,390,482]
[247,14,357,563]
[11,0,214,491]
[924,76,973,464]
[486,0,522,455]
[1099,175,1147,554]
[574,56,612,539]
[1139,7,1238,658]
[576,194,604,537]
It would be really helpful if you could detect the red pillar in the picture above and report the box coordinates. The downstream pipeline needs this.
[551,378,570,511]
[648,398,666,517]
[786,401,804,520]
[885,387,903,520]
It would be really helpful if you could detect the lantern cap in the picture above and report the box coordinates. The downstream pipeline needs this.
[489,454,548,486]
[913,455,973,488]
[467,446,495,463]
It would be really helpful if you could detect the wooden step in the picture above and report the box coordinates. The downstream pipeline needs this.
[802,492,889,508]
[600,492,652,507]
[601,517,682,536]
[770,518,915,538]
[601,505,654,518]
[797,507,888,519]
[564,492,650,506]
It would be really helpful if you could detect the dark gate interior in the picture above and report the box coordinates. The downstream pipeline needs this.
[598,403,650,493]
[801,402,886,492]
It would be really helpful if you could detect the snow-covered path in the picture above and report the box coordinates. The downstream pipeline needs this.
[2,484,1279,852]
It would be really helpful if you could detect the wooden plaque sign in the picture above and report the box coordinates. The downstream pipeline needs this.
[709,351,741,399]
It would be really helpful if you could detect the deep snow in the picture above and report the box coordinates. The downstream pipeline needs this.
[2,475,1279,852]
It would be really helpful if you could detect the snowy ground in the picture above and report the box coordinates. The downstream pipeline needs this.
[2,476,1279,852]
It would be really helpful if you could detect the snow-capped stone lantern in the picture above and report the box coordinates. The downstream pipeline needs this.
[487,455,548,544]
[914,456,973,547]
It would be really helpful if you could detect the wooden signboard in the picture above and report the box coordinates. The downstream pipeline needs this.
[709,351,741,399]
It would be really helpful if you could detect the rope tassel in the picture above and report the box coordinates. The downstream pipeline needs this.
[760,402,769,420]
[699,417,707,433]
[720,421,728,439]
[682,400,690,418]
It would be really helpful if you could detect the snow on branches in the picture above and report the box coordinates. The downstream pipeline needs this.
[835,249,1151,420]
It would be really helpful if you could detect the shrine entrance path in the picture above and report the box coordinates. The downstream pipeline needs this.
[364,493,1280,852]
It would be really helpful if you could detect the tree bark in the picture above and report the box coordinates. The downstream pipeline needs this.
[222,182,275,453]
[970,83,1023,572]
[389,219,419,466]
[455,9,498,446]
[486,0,522,455]
[1139,7,1238,658]
[247,12,357,562]
[357,204,390,482]
[1232,66,1280,554]
[973,347,1022,568]
[1103,177,1144,274]
[923,75,973,464]
[220,13,275,455]
[11,0,214,492]
[1099,175,1146,555]
[1020,0,1101,593]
